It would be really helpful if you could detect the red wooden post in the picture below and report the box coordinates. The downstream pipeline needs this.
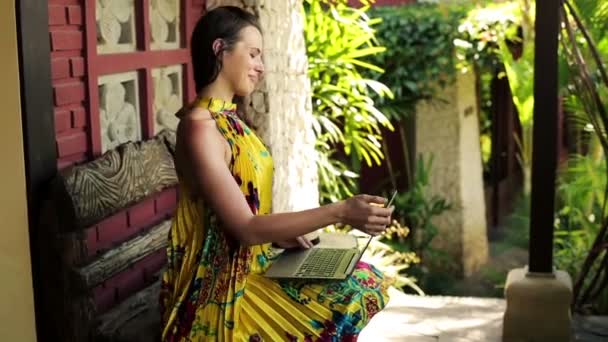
[85,0,102,157]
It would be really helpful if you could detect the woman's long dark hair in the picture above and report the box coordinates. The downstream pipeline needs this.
[191,7,261,94]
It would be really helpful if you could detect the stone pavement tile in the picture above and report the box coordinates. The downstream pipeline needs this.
[573,315,608,342]
[361,287,608,342]
[361,288,505,341]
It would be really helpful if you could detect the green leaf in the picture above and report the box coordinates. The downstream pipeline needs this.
[344,47,387,59]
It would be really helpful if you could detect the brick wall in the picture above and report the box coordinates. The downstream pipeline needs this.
[49,0,203,168]
[47,0,202,312]
[49,0,88,170]
[88,188,177,312]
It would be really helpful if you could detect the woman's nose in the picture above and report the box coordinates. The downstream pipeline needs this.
[256,61,265,76]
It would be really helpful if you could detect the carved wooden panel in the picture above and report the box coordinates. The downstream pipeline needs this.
[54,132,177,232]
[152,64,183,134]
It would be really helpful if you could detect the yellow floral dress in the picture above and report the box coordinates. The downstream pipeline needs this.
[160,97,390,341]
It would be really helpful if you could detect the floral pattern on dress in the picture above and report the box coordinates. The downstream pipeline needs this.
[160,97,389,341]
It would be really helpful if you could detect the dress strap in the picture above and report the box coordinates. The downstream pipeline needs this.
[194,97,237,112]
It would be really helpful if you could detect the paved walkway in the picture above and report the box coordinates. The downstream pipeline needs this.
[573,315,608,342]
[360,288,608,341]
[360,288,505,341]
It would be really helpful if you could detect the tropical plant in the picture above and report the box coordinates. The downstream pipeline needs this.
[304,0,426,294]
[379,154,454,294]
[554,155,604,279]
[304,0,394,204]
[325,212,424,294]
[326,154,449,294]
[559,0,608,314]
[362,228,424,294]
[368,4,468,119]
[390,154,452,254]
[498,28,535,195]
[367,4,469,187]
[455,0,608,312]
[455,1,522,177]
[456,1,536,194]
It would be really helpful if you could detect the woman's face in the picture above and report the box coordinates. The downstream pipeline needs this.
[220,25,264,96]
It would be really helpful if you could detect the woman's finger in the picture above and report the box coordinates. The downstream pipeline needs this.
[370,206,393,217]
[297,236,312,249]
[367,215,391,225]
[364,224,386,232]
[361,194,386,205]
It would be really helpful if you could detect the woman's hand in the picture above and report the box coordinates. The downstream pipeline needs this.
[337,194,394,236]
[274,236,315,249]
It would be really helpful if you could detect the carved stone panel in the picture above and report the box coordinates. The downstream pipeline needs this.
[150,0,180,50]
[151,65,183,134]
[98,71,142,153]
[97,0,137,54]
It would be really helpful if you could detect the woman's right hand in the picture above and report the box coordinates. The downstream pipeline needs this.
[337,194,394,236]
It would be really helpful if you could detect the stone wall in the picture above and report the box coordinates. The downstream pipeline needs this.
[415,71,489,277]
[207,0,319,213]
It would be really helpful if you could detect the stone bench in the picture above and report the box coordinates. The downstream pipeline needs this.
[38,131,177,342]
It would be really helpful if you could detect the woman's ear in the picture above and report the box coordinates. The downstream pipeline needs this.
[212,39,224,57]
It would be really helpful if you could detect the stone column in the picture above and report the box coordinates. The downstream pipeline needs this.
[206,0,319,213]
[415,70,489,277]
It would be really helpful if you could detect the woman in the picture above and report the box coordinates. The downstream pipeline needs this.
[160,6,394,341]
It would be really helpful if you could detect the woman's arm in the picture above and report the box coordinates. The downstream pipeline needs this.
[179,109,392,246]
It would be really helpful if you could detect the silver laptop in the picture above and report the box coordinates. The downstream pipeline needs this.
[264,191,397,280]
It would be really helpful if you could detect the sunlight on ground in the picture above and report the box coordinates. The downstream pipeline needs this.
[360,288,505,341]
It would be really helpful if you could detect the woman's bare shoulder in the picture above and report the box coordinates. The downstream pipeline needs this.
[178,104,214,123]
[177,106,220,138]
[176,105,231,162]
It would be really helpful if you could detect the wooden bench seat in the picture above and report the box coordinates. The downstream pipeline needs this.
[97,279,162,342]
[39,131,177,341]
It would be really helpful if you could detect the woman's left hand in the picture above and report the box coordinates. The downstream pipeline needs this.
[273,236,314,249]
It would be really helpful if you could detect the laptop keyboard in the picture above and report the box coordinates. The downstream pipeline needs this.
[295,248,349,278]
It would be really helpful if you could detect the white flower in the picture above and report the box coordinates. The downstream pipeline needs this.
[453,38,473,49]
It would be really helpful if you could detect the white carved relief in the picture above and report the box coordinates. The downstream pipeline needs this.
[152,65,183,134]
[150,0,180,50]
[97,0,136,54]
[206,0,249,11]
[99,72,142,153]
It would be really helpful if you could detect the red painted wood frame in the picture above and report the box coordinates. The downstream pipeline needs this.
[85,0,198,157]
